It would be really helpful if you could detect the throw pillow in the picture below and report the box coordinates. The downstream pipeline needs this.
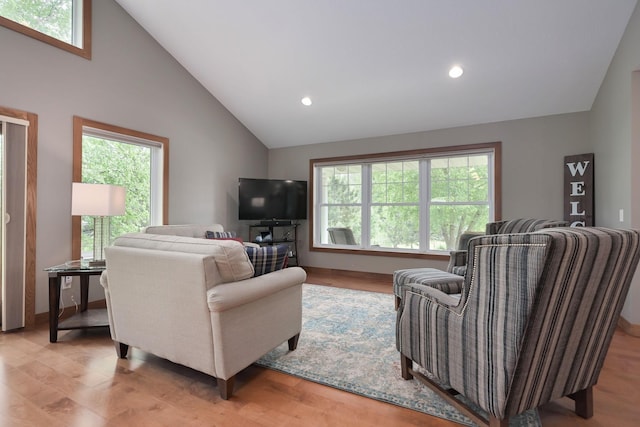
[206,230,237,239]
[245,244,289,277]
[205,230,243,243]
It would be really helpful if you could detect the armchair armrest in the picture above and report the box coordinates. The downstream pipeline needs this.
[207,266,306,382]
[447,231,483,275]
[398,282,462,309]
[457,231,484,250]
[446,250,467,274]
[207,266,306,312]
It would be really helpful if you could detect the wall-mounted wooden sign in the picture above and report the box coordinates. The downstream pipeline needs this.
[564,153,594,226]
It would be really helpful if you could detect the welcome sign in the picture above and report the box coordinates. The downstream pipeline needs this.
[564,153,594,226]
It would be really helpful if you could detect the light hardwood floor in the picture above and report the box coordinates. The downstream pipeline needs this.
[0,268,638,426]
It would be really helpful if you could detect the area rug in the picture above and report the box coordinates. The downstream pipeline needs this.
[256,284,540,426]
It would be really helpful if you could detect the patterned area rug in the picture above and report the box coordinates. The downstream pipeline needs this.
[256,284,540,426]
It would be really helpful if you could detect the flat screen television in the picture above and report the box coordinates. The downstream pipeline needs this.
[238,178,307,222]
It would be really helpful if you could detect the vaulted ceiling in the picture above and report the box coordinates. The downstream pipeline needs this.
[115,0,637,148]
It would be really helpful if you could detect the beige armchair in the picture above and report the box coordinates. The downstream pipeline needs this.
[396,227,640,426]
[100,226,306,400]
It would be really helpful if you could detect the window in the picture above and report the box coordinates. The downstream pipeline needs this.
[312,142,501,258]
[320,164,363,244]
[72,117,168,260]
[370,160,420,249]
[0,0,91,59]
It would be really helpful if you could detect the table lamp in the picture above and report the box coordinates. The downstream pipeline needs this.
[72,182,126,266]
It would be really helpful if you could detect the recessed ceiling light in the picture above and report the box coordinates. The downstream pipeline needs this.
[301,96,312,106]
[449,65,464,79]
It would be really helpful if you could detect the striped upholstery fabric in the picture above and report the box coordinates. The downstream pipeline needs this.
[446,251,468,276]
[487,218,568,234]
[456,231,484,251]
[205,230,237,239]
[449,265,467,276]
[393,268,464,302]
[446,218,568,276]
[396,227,640,420]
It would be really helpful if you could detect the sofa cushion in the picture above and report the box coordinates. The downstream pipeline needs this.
[143,224,224,238]
[245,244,289,277]
[113,233,254,282]
[393,267,465,297]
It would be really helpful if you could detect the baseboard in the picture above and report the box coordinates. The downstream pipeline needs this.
[34,299,107,326]
[618,316,640,337]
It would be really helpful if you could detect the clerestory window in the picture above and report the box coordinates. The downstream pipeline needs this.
[0,0,91,59]
[311,142,501,259]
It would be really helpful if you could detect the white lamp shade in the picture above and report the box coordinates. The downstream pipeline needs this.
[72,183,126,216]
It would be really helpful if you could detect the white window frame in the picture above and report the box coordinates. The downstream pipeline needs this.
[82,126,165,227]
[310,142,501,259]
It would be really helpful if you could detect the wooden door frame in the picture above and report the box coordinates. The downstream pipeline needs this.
[0,106,37,329]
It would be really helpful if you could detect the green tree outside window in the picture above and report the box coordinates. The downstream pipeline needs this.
[81,136,151,257]
[316,151,493,252]
[0,0,73,43]
[430,155,489,249]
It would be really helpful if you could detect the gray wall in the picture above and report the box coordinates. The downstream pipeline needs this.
[0,0,267,314]
[268,112,590,275]
[590,1,640,323]
[3,0,639,326]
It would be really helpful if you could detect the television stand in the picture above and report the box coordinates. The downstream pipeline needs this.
[260,220,292,226]
[249,223,299,266]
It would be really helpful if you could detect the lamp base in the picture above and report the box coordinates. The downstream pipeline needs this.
[93,216,111,266]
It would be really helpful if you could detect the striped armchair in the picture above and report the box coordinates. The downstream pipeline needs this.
[396,227,640,426]
[394,219,568,310]
[447,218,568,276]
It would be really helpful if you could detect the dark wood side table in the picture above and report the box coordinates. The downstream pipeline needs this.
[46,261,108,343]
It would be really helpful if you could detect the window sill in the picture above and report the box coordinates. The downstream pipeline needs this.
[310,245,449,261]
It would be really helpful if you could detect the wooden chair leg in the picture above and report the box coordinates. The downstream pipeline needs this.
[406,363,497,427]
[400,354,413,380]
[288,333,300,351]
[570,386,594,419]
[217,376,235,400]
[114,341,129,358]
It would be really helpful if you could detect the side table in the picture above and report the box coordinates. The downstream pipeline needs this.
[45,261,108,343]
